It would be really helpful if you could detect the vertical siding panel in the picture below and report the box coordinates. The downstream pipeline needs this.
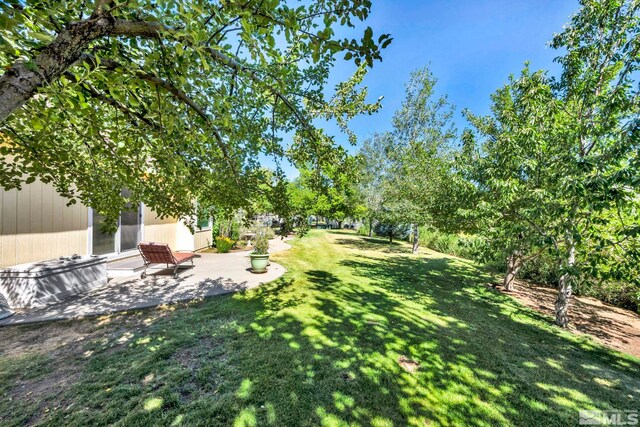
[62,195,76,256]
[0,182,91,267]
[51,184,65,258]
[77,205,88,255]
[1,189,18,267]
[40,182,54,252]
[15,184,30,264]
[28,180,42,260]
[143,207,179,249]
[0,189,3,267]
[0,190,2,267]
[0,189,19,267]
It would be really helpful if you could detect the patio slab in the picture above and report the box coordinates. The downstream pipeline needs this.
[0,238,292,326]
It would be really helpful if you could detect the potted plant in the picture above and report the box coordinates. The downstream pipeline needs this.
[249,230,270,273]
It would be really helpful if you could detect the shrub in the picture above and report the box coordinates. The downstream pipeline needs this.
[252,229,270,255]
[433,233,459,255]
[519,252,560,285]
[418,227,487,261]
[230,220,240,240]
[260,226,275,240]
[357,225,369,236]
[214,214,241,240]
[584,281,639,312]
[456,235,488,260]
[215,236,235,253]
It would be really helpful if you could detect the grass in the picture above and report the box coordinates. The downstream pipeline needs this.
[0,230,638,426]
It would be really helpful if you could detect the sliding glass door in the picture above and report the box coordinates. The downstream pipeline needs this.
[119,189,140,251]
[120,209,140,252]
[92,212,116,255]
[91,191,142,255]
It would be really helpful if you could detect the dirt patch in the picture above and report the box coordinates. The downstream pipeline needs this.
[171,337,224,370]
[11,362,81,412]
[0,321,96,358]
[0,309,177,425]
[398,355,420,373]
[496,281,640,358]
[1,322,91,426]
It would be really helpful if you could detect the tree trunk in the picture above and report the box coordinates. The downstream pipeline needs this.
[389,233,393,243]
[368,217,373,237]
[502,250,523,291]
[337,220,343,229]
[554,243,576,328]
[0,17,116,123]
[412,224,419,254]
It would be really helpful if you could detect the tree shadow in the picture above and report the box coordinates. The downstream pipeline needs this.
[332,235,411,254]
[501,281,640,356]
[1,240,639,426]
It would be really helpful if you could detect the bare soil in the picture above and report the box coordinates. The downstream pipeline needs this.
[496,281,640,358]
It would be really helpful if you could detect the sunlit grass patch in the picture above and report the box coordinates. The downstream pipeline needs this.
[0,230,637,426]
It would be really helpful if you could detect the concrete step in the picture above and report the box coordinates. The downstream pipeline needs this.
[107,255,145,278]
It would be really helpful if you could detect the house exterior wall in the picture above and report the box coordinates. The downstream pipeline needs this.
[193,228,212,250]
[142,209,178,249]
[1,181,89,268]
[0,181,207,268]
[176,220,212,251]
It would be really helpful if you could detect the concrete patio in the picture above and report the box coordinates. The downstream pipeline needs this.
[0,238,291,326]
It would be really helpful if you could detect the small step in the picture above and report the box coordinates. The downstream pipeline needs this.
[107,255,145,278]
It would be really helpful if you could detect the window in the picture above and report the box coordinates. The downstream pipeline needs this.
[198,215,211,230]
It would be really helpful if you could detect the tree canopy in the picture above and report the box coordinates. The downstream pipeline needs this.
[354,0,640,327]
[357,66,459,252]
[0,0,391,227]
[461,0,640,326]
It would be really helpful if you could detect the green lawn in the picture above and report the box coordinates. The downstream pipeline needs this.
[1,230,638,426]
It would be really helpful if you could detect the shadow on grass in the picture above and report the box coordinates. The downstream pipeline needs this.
[331,233,410,254]
[214,251,640,425]
[2,234,639,427]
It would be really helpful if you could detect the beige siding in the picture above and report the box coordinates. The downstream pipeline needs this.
[194,229,212,250]
[143,208,178,248]
[0,181,88,268]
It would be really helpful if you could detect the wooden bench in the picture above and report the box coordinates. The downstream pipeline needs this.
[137,242,196,279]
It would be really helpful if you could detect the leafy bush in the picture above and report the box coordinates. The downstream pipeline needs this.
[357,225,369,236]
[214,214,241,240]
[230,221,240,240]
[583,281,639,312]
[519,252,560,285]
[418,229,639,313]
[260,226,275,240]
[242,221,276,240]
[418,227,487,260]
[252,228,271,255]
[215,236,235,253]
[433,233,459,254]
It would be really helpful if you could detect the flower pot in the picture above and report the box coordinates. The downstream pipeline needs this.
[250,253,270,273]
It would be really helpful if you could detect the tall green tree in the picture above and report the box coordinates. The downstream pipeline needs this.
[0,0,390,226]
[357,132,391,236]
[465,0,640,326]
[548,0,640,326]
[384,66,457,253]
[463,68,560,291]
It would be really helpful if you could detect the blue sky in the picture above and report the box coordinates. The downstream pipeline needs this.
[277,0,580,178]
